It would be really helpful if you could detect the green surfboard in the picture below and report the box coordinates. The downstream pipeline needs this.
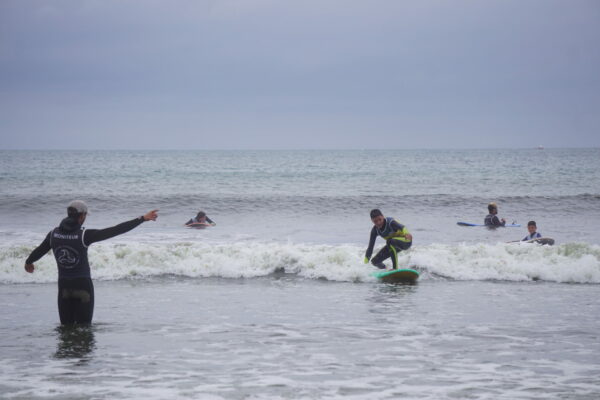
[373,268,419,284]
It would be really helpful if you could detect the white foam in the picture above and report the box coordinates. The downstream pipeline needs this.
[409,242,600,283]
[2,241,599,284]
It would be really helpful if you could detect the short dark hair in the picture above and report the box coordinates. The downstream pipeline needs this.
[196,211,206,219]
[67,207,81,218]
[527,221,536,227]
[370,209,383,219]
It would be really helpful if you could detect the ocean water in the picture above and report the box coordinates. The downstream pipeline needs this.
[1,148,600,399]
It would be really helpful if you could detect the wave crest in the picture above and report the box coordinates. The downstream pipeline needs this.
[2,241,599,284]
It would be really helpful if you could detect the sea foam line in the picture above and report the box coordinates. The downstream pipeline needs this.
[1,241,599,284]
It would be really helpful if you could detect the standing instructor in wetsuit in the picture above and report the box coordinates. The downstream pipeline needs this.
[24,200,158,325]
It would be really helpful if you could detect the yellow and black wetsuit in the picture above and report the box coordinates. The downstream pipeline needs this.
[365,217,412,269]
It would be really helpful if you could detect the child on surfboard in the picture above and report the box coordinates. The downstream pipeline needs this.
[185,211,216,228]
[521,221,542,241]
[364,209,412,270]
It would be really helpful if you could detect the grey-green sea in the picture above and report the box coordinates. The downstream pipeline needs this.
[1,148,599,399]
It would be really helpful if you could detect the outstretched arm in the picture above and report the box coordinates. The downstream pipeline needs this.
[84,210,158,246]
[24,232,52,273]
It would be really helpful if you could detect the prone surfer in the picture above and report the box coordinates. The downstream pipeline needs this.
[364,209,412,270]
[522,221,542,241]
[484,202,506,227]
[185,211,216,227]
[24,200,158,325]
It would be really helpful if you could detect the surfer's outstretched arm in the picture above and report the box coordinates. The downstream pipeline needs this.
[24,232,52,273]
[84,210,158,246]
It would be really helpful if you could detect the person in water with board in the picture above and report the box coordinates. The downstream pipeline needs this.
[185,211,216,227]
[522,221,542,241]
[24,200,159,325]
[364,209,413,270]
[484,202,506,227]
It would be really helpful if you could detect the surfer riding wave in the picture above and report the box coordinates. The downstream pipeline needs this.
[364,209,413,270]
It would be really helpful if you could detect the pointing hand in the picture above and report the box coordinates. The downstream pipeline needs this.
[143,210,159,221]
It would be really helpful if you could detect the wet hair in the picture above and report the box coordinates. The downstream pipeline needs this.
[370,209,383,219]
[67,207,81,218]
[528,221,537,227]
[487,203,497,213]
[196,211,206,219]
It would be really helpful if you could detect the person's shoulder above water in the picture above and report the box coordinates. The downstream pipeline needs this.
[484,202,506,226]
[522,220,542,241]
[185,210,216,227]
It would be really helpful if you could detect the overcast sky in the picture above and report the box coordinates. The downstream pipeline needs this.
[1,0,599,150]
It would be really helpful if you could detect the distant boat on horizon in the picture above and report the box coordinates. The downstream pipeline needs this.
[537,145,544,150]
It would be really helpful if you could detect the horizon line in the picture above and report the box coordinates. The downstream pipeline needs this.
[1,146,599,151]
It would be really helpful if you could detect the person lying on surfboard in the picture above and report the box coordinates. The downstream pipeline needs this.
[521,220,542,241]
[185,211,216,227]
[364,209,412,270]
[484,202,506,227]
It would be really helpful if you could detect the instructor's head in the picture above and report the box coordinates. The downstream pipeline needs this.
[370,209,385,229]
[67,200,88,225]
[488,202,498,214]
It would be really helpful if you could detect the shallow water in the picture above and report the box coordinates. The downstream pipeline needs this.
[1,148,599,399]
[1,277,599,399]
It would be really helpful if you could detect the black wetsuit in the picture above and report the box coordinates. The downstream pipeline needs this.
[25,216,145,325]
[365,218,412,269]
[185,216,215,225]
[484,214,505,227]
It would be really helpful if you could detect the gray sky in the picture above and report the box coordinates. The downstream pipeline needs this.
[1,0,599,149]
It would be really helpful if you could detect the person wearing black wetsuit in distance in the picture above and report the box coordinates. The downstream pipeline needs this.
[364,209,413,270]
[484,202,506,227]
[185,211,216,227]
[24,200,159,325]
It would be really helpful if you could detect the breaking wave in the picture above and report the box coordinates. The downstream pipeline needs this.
[2,241,599,284]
